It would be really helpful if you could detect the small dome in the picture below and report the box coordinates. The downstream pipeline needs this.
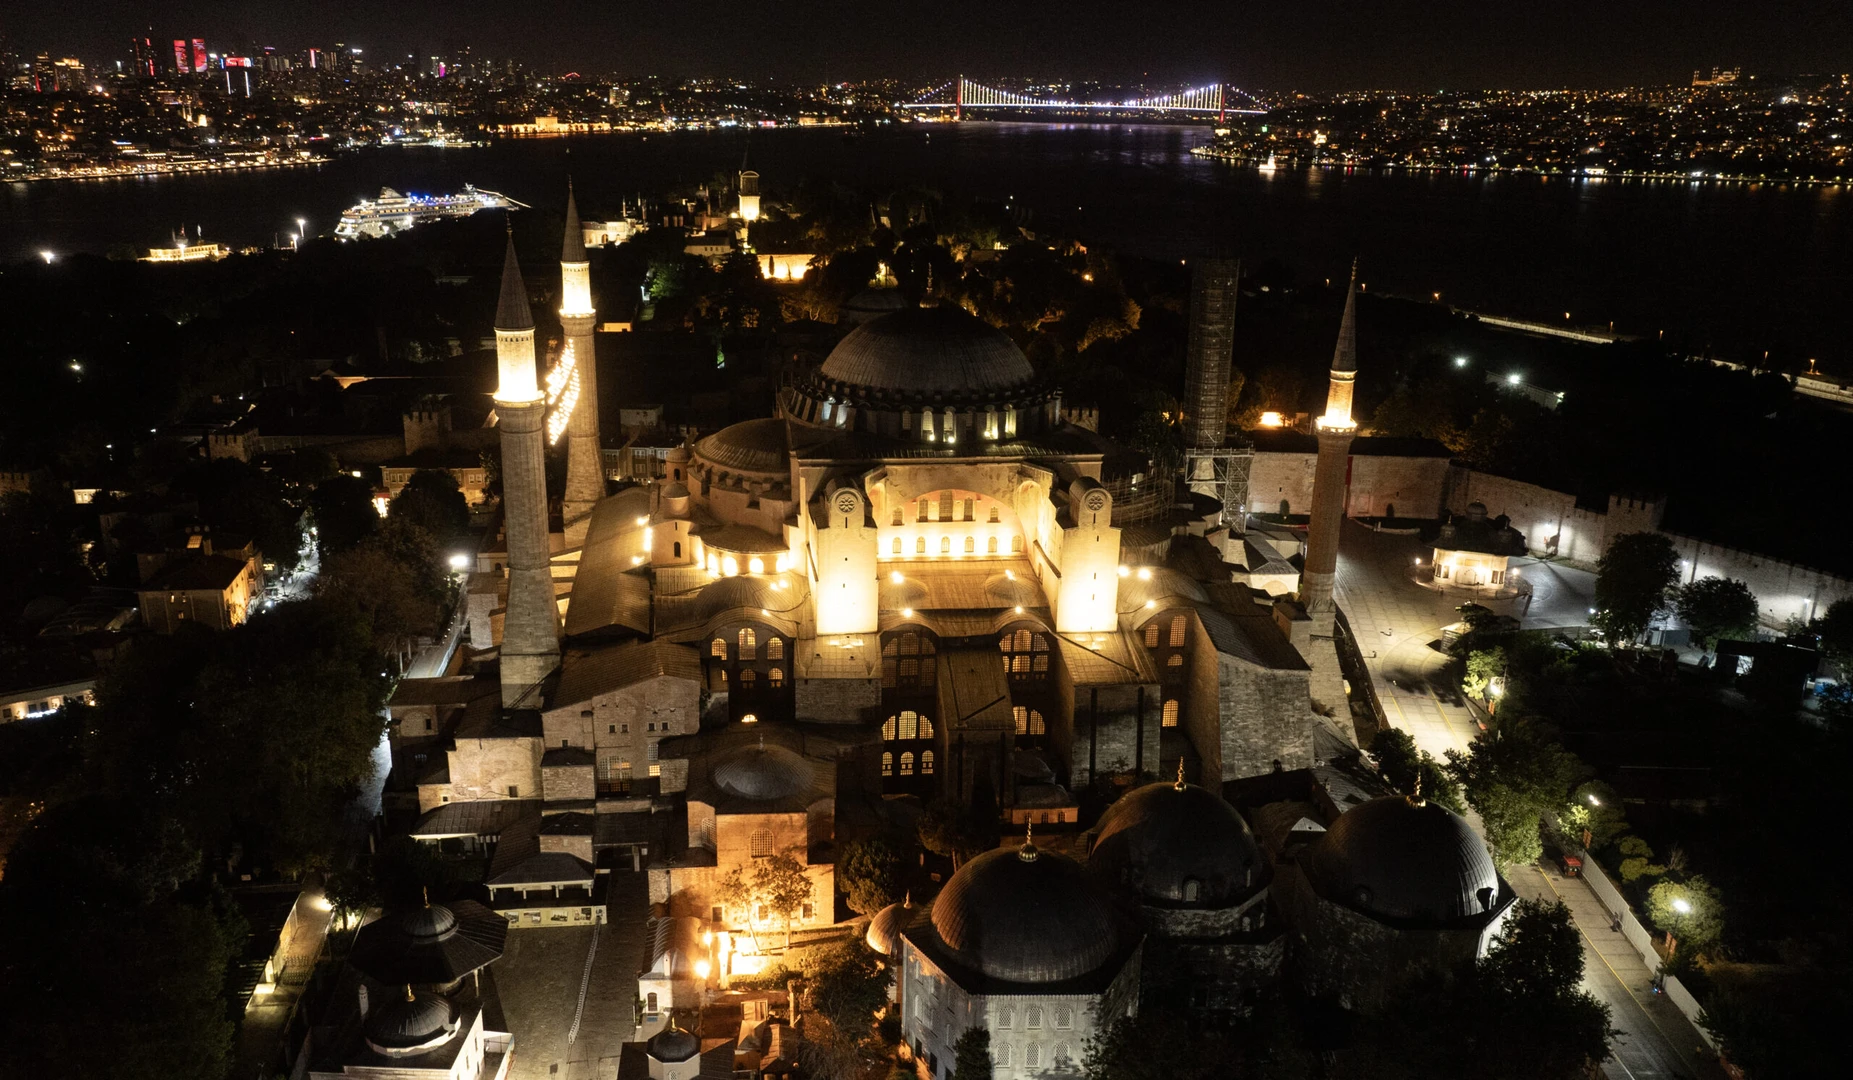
[840,287,909,325]
[712,743,813,802]
[1090,781,1264,907]
[821,306,1035,396]
[364,989,457,1055]
[647,1024,701,1063]
[1303,796,1502,923]
[694,418,790,475]
[866,897,914,955]
[931,843,1119,983]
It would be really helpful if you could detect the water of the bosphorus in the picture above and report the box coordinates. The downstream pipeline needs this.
[3,122,1848,370]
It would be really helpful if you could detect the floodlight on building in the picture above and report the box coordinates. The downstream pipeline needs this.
[741,714,758,724]
[1137,568,1152,581]
[1145,600,1156,609]
[448,553,470,570]
[890,570,904,584]
[749,557,765,574]
[1506,373,1522,385]
[1117,565,1130,577]
[1258,411,1285,427]
[1004,569,1015,581]
[696,959,711,980]
[350,470,364,478]
[636,516,649,526]
[901,608,913,618]
[1015,606,1024,614]
[39,251,54,263]
[1454,356,1468,367]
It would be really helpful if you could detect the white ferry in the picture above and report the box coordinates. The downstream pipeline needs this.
[334,185,528,240]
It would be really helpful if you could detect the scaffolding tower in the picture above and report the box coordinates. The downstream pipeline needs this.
[1186,444,1254,532]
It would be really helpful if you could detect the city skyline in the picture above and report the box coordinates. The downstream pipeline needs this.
[9,0,1853,91]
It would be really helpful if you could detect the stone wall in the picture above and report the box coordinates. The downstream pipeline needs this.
[433,736,543,808]
[1249,451,1450,519]
[542,761,595,801]
[1217,655,1315,780]
[1071,683,1159,786]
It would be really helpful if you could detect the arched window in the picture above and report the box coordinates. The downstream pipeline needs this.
[1169,614,1187,647]
[768,667,784,687]
[882,715,897,740]
[766,637,784,660]
[916,536,927,555]
[674,541,682,558]
[998,1007,1015,1030]
[898,711,919,740]
[989,506,1000,523]
[987,536,999,554]
[739,669,756,685]
[962,498,974,521]
[939,492,954,520]
[900,752,915,775]
[997,1044,1013,1066]
[881,752,893,776]
[1162,699,1180,727]
[964,535,975,553]
[917,496,929,521]
[1014,705,1028,734]
[646,992,658,1012]
[1029,709,1045,735]
[940,536,951,555]
[711,638,727,658]
[1026,1007,1043,1029]
[1054,1007,1073,1029]
[1012,535,1024,553]
[918,715,934,738]
[1056,1042,1072,1064]
[892,508,904,526]
[751,830,773,857]
[921,750,935,774]
[738,628,756,659]
[892,537,902,555]
[1143,621,1160,648]
[1182,878,1201,903]
[1027,1045,1042,1068]
[1013,707,1046,736]
[1168,654,1184,668]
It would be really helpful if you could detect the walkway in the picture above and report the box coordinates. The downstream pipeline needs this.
[233,879,334,1080]
[1512,863,1726,1080]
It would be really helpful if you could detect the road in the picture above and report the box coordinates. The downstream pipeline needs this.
[1332,520,1723,1080]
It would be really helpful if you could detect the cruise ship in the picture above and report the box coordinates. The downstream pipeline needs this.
[334,185,528,240]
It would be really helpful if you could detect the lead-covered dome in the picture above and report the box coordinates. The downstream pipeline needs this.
[712,743,813,802]
[693,418,791,475]
[1303,796,1501,923]
[821,306,1035,395]
[866,897,915,955]
[1090,781,1264,907]
[930,842,1119,983]
[364,989,458,1056]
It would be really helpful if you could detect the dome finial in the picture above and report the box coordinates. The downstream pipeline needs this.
[421,886,429,908]
[404,984,415,1003]
[903,890,912,908]
[1175,756,1186,791]
[1018,818,1039,862]
[1407,769,1426,808]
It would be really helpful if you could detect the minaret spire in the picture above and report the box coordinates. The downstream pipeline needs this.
[558,180,604,546]
[1318,260,1359,430]
[493,227,561,706]
[1298,261,1364,724]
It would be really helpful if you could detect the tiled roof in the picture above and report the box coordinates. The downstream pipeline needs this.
[552,640,703,708]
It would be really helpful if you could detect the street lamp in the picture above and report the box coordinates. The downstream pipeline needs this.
[1487,676,1505,716]
[1672,897,1693,915]
[39,250,54,264]
[448,553,470,571]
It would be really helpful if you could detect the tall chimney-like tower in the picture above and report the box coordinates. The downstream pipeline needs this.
[1300,265,1359,705]
[1184,257,1240,449]
[493,229,561,706]
[558,182,604,546]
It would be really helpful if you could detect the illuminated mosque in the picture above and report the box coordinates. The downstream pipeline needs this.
[377,186,1516,1078]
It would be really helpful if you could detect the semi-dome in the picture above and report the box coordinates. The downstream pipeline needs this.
[712,743,813,802]
[866,896,914,955]
[821,306,1035,395]
[693,418,791,474]
[931,842,1119,983]
[364,989,458,1055]
[1303,796,1502,923]
[1090,780,1264,907]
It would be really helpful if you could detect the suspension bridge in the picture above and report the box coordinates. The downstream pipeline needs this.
[901,78,1267,121]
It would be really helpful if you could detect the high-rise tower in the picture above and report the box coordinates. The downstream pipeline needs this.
[493,230,561,706]
[558,182,604,546]
[1299,265,1359,715]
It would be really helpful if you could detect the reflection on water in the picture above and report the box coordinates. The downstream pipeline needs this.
[4,122,1847,367]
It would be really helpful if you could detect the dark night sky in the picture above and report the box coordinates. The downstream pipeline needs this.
[11,2,1852,90]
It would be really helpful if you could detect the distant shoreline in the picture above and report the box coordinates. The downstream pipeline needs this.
[9,156,332,184]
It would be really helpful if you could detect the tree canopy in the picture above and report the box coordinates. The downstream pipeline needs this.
[1593,532,1680,643]
[1446,718,1587,868]
[1675,576,1758,652]
[390,468,470,542]
[837,836,907,916]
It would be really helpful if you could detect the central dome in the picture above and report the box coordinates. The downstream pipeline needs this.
[1090,781,1264,907]
[1303,796,1502,923]
[931,844,1119,983]
[712,743,813,802]
[821,306,1035,395]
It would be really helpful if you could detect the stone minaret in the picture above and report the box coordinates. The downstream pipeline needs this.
[1297,266,1360,717]
[559,182,604,546]
[493,230,561,707]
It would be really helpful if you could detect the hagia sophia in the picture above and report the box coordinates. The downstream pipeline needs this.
[314,186,1518,1080]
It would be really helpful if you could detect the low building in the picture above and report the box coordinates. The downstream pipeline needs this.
[136,550,261,632]
[1429,502,1527,589]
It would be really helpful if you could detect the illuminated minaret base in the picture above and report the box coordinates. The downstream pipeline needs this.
[1300,268,1360,719]
[559,183,604,547]
[494,232,561,707]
